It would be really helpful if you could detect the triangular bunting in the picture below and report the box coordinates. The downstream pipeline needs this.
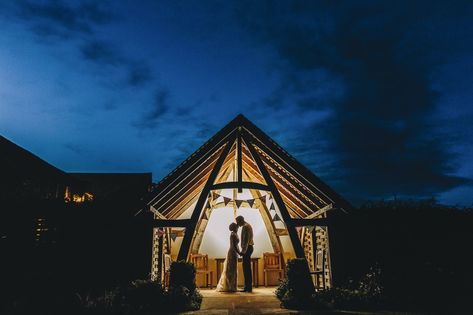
[235,199,243,208]
[307,226,315,233]
[212,192,220,201]
[270,202,275,210]
[247,199,255,208]
[260,195,266,204]
[170,233,177,241]
[296,227,302,233]
[223,197,231,206]
[268,194,273,200]
[273,213,281,221]
[202,211,208,220]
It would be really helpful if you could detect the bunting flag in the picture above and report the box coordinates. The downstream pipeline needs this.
[201,211,208,220]
[307,226,315,233]
[170,233,177,241]
[268,194,273,200]
[223,197,231,206]
[270,202,275,210]
[212,192,220,201]
[296,226,302,233]
[272,213,281,222]
[235,200,243,208]
[260,195,266,204]
[247,199,255,208]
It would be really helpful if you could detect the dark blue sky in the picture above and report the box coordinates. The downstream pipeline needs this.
[1,1,472,205]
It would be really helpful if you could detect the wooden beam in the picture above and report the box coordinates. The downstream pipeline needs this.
[275,228,288,236]
[148,117,242,206]
[242,133,305,259]
[237,129,243,193]
[242,123,352,211]
[243,168,282,254]
[152,146,223,211]
[191,161,234,254]
[211,182,269,191]
[305,204,334,219]
[154,219,191,227]
[177,131,237,261]
[291,218,329,226]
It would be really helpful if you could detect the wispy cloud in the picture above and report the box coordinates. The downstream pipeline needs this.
[3,0,154,89]
[133,88,172,129]
[237,1,473,200]
[16,0,112,38]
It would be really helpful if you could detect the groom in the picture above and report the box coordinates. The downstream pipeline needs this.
[236,215,254,293]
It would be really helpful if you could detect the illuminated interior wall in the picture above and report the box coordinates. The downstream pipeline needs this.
[199,206,273,258]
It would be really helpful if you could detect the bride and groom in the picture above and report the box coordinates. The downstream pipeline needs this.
[216,215,254,293]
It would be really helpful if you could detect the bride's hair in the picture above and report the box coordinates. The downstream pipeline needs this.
[229,222,238,232]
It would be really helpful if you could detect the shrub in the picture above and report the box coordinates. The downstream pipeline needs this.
[312,265,384,310]
[168,260,202,311]
[276,261,385,311]
[169,260,197,293]
[275,258,314,309]
[79,272,202,314]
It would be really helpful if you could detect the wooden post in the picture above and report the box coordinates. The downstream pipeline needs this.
[237,128,243,193]
[157,234,163,283]
[242,132,305,258]
[177,131,237,261]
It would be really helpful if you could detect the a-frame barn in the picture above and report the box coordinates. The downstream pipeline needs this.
[146,114,351,289]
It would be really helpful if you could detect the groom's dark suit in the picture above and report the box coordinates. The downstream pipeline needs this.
[240,222,254,292]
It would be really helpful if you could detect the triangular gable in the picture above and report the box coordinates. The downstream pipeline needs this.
[146,114,352,261]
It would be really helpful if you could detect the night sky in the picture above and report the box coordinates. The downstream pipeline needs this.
[1,1,472,205]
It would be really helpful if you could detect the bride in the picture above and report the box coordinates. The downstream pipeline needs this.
[216,222,240,292]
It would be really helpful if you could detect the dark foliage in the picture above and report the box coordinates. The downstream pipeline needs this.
[312,265,384,310]
[78,279,198,315]
[168,261,203,311]
[275,258,314,309]
[168,260,197,293]
[330,199,473,312]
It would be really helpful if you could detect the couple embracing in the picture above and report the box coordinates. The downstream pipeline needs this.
[216,215,254,293]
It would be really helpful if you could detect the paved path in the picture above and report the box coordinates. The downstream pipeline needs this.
[181,287,375,315]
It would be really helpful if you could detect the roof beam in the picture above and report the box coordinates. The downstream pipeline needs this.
[178,131,237,261]
[154,219,191,227]
[290,218,329,226]
[211,182,269,191]
[242,133,305,259]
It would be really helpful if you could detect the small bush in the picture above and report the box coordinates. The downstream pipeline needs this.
[275,258,314,309]
[276,261,384,311]
[168,261,202,311]
[312,265,384,310]
[169,260,197,293]
[79,269,202,315]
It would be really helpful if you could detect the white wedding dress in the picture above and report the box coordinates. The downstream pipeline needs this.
[216,231,239,292]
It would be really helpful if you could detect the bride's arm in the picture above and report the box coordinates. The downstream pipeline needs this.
[231,234,241,255]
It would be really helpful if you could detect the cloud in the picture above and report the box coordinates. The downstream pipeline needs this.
[127,63,153,87]
[16,0,112,39]
[80,39,120,65]
[133,88,172,129]
[237,1,473,200]
[4,1,154,88]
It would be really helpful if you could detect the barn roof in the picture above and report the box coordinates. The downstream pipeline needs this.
[146,114,352,219]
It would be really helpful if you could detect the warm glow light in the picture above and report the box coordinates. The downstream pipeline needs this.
[199,189,274,258]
